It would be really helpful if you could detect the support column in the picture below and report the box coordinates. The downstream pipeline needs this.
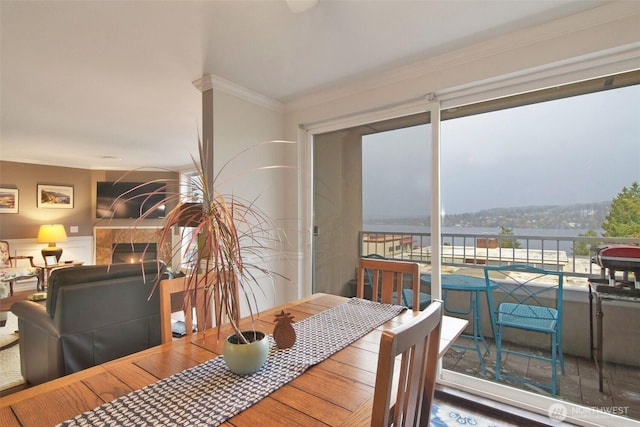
[193,75,215,194]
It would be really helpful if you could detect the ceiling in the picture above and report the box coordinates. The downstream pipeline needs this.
[0,0,608,171]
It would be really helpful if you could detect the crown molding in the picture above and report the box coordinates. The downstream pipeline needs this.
[193,74,283,113]
[192,74,214,92]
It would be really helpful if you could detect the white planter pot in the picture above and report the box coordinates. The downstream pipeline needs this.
[223,330,269,375]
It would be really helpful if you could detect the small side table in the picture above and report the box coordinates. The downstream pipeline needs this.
[421,273,497,373]
[35,261,84,290]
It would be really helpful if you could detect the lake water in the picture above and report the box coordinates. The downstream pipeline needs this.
[363,225,601,253]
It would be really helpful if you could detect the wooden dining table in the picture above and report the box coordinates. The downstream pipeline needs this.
[0,293,467,427]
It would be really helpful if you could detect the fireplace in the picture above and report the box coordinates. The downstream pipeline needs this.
[112,243,158,264]
[94,226,170,265]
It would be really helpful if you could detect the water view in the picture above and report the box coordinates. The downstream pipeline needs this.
[363,224,600,253]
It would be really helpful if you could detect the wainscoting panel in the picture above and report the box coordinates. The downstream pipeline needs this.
[4,236,93,265]
[2,236,94,293]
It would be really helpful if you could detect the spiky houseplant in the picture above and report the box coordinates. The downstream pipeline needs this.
[121,138,289,344]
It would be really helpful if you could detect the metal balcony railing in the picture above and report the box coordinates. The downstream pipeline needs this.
[359,230,640,287]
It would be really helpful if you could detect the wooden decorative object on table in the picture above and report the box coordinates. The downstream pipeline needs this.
[273,310,296,349]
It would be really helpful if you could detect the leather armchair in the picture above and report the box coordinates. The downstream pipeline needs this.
[11,261,165,386]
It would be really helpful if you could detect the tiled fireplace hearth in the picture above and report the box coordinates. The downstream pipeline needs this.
[94,227,172,266]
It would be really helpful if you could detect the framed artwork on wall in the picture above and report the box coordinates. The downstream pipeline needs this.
[0,188,19,214]
[37,184,74,209]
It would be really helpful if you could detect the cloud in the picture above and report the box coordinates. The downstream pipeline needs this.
[364,85,640,216]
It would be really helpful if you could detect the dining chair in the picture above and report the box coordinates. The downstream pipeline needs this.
[483,264,564,396]
[0,240,42,295]
[159,275,212,343]
[371,299,443,427]
[358,257,429,311]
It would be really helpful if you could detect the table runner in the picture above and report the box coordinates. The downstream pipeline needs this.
[59,298,405,426]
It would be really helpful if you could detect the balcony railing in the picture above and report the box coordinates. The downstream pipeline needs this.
[360,230,640,286]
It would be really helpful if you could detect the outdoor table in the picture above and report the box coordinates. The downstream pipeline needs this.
[421,273,497,373]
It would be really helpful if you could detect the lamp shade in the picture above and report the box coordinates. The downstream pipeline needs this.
[37,224,68,263]
[37,224,68,243]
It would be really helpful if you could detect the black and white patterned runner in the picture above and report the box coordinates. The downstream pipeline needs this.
[59,298,405,426]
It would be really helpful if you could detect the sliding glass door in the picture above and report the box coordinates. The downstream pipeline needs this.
[311,111,433,297]
[306,70,640,425]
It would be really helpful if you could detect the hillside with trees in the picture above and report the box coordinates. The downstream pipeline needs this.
[440,202,610,230]
[365,182,640,240]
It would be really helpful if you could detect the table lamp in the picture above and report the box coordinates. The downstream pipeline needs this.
[37,224,68,263]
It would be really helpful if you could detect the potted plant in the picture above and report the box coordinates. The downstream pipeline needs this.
[121,138,290,375]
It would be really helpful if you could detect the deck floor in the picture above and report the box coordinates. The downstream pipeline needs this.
[442,335,640,422]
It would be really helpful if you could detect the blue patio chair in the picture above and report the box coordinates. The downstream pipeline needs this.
[484,264,564,396]
[359,254,431,310]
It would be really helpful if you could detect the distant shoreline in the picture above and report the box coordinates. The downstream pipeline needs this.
[362,225,603,253]
[365,202,610,231]
[363,225,601,237]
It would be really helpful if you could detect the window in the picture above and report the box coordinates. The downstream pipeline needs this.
[309,65,640,424]
[363,122,431,233]
[357,71,640,423]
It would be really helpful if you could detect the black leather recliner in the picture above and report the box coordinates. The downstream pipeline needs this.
[11,261,165,386]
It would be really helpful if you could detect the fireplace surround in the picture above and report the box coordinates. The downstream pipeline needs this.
[94,226,171,266]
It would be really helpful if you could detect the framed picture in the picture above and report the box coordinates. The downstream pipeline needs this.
[37,184,74,209]
[0,188,19,214]
[45,255,58,266]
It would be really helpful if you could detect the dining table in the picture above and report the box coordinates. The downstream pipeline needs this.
[0,293,467,427]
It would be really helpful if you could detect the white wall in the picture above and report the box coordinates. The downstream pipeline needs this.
[211,84,292,314]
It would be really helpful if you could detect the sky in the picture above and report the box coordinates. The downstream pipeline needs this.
[362,84,640,218]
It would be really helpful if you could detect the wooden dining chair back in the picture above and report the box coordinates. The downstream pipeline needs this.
[371,299,443,427]
[159,275,212,343]
[357,258,423,310]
